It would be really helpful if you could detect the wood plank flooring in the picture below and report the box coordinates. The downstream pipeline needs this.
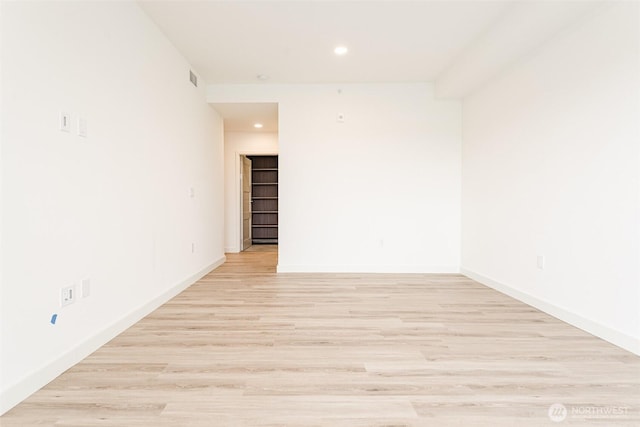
[2,251,639,426]
[244,244,278,253]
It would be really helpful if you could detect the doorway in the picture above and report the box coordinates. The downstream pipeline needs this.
[242,155,278,250]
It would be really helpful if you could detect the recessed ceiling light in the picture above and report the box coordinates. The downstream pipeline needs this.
[334,46,348,56]
[256,74,269,81]
[254,123,263,129]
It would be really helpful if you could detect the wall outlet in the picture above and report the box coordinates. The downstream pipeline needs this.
[81,278,91,298]
[61,285,76,307]
[537,255,545,270]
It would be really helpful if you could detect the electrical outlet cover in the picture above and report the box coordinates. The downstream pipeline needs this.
[61,285,76,307]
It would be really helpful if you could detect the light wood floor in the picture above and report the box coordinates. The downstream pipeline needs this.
[244,244,278,253]
[2,251,638,426]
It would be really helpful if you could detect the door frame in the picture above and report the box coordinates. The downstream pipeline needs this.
[235,150,278,252]
[241,155,252,251]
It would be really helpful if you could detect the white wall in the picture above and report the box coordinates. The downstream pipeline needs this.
[0,1,225,414]
[435,1,605,99]
[223,132,279,252]
[461,2,640,354]
[209,83,461,272]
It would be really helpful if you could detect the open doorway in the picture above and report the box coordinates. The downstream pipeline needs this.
[233,148,278,253]
[244,155,278,250]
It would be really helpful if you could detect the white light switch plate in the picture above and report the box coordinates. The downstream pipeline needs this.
[78,117,88,137]
[81,278,91,298]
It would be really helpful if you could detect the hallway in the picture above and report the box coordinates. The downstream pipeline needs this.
[1,251,638,426]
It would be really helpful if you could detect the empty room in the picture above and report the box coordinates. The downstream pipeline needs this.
[1,1,638,425]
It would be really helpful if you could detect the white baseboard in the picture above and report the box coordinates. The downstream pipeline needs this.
[224,246,239,253]
[277,264,459,273]
[461,267,640,356]
[0,255,226,416]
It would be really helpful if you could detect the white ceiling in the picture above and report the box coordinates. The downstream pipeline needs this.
[138,0,605,131]
[210,102,278,132]
[138,1,510,84]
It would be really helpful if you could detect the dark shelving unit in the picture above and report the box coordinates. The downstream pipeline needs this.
[249,156,278,244]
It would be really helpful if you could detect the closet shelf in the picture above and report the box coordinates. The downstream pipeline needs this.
[249,155,279,245]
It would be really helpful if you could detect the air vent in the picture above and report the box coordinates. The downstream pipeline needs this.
[189,70,198,87]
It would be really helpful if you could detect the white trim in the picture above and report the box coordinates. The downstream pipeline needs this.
[277,264,460,274]
[237,153,243,252]
[0,256,226,416]
[461,267,640,356]
[225,246,239,253]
